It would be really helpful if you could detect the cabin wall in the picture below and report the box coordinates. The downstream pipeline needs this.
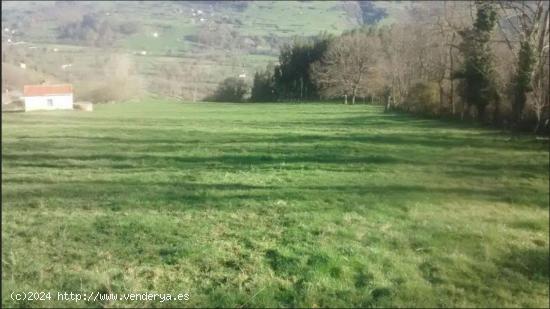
[24,94,73,111]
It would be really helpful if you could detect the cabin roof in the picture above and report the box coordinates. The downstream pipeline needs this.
[23,84,73,97]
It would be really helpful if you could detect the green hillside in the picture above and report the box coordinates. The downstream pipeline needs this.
[1,1,367,100]
[2,1,358,43]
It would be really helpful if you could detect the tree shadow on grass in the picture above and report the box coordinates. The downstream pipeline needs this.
[1,152,406,170]
[498,246,549,283]
[4,180,547,211]
[3,150,546,182]
[9,127,546,154]
[261,132,546,152]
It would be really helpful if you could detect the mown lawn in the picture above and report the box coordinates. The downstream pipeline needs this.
[2,100,549,307]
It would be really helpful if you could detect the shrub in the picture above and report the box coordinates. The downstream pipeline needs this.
[405,82,439,115]
[118,21,140,35]
[208,77,248,102]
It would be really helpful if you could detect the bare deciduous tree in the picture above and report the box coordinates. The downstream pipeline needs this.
[498,0,550,130]
[310,30,379,105]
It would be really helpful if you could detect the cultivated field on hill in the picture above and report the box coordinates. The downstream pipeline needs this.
[2,101,549,307]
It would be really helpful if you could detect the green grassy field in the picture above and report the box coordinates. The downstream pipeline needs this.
[2,100,549,307]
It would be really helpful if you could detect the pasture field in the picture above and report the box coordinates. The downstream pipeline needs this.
[2,100,549,307]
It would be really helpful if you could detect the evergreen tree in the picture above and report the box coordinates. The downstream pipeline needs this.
[272,33,333,101]
[251,65,277,102]
[454,1,499,121]
[513,39,536,123]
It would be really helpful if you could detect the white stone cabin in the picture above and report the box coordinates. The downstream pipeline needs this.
[23,84,73,112]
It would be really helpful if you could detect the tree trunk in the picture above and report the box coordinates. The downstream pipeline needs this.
[450,80,455,115]
[534,117,541,133]
[513,91,526,124]
[344,94,348,105]
[534,105,543,133]
[300,77,303,101]
[493,95,500,125]
[478,105,486,123]
[438,79,444,114]
[462,103,469,120]
[449,35,455,115]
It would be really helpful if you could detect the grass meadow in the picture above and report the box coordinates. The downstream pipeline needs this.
[2,100,549,307]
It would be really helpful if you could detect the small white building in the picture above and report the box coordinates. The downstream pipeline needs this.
[23,84,73,112]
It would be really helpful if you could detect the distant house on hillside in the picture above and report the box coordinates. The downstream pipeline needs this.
[23,84,73,112]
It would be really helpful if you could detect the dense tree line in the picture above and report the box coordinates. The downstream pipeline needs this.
[249,33,333,102]
[246,1,549,133]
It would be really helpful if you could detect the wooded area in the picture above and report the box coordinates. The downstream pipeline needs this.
[247,1,549,133]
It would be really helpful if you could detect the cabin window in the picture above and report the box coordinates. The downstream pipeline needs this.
[47,99,53,107]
